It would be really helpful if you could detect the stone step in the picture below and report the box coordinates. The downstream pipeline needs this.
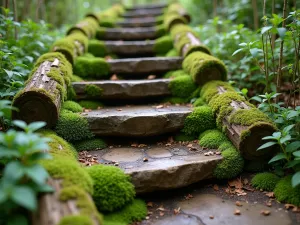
[123,9,162,18]
[89,143,222,193]
[82,105,192,137]
[107,57,183,76]
[98,27,159,40]
[73,79,171,100]
[116,18,159,28]
[125,3,167,11]
[104,40,155,56]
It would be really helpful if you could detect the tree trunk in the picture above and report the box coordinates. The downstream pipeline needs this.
[12,0,17,39]
[252,0,259,30]
[12,59,63,128]
[32,178,101,225]
[21,0,31,21]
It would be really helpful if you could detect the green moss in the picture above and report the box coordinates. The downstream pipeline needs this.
[78,100,104,109]
[62,101,83,113]
[274,176,300,206]
[74,138,107,152]
[213,147,244,179]
[156,15,164,24]
[59,215,93,225]
[198,129,227,149]
[99,18,116,28]
[104,199,147,225]
[170,23,196,39]
[200,80,235,103]
[67,17,99,38]
[67,85,77,100]
[155,24,166,37]
[88,40,108,57]
[154,35,173,55]
[96,27,106,39]
[182,106,216,137]
[74,56,110,79]
[164,14,187,31]
[244,160,268,172]
[218,141,235,152]
[165,48,178,57]
[84,84,103,97]
[59,186,103,224]
[55,110,94,142]
[174,132,196,142]
[72,75,84,82]
[163,70,188,78]
[183,52,227,85]
[229,108,272,126]
[86,165,135,212]
[169,75,197,98]
[162,96,187,104]
[251,172,280,191]
[193,97,206,107]
[41,157,93,194]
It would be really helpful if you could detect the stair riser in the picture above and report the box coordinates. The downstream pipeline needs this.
[116,20,158,28]
[104,41,155,56]
[122,11,162,18]
[125,3,167,11]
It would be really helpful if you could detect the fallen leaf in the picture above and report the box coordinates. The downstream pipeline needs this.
[234,209,241,215]
[148,75,156,79]
[156,207,165,211]
[243,178,249,185]
[236,201,243,207]
[215,151,221,155]
[147,202,153,207]
[138,144,147,148]
[165,143,171,146]
[265,192,275,198]
[145,216,150,220]
[213,184,219,191]
[156,105,164,109]
[209,215,214,219]
[235,189,247,196]
[131,143,138,147]
[187,144,193,148]
[261,210,270,216]
[159,212,164,217]
[266,202,272,207]
[173,207,181,215]
[143,158,148,162]
[285,204,296,210]
[184,194,193,200]
[117,109,122,111]
[110,74,118,80]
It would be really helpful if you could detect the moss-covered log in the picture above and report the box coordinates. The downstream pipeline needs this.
[67,17,99,39]
[200,81,277,160]
[165,3,191,23]
[164,14,187,31]
[178,32,211,57]
[182,51,227,85]
[32,178,102,225]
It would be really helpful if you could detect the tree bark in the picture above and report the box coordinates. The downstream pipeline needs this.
[215,86,276,160]
[252,0,259,30]
[180,32,210,57]
[12,59,63,128]
[32,178,101,225]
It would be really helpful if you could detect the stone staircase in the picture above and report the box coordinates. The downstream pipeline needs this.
[71,4,223,193]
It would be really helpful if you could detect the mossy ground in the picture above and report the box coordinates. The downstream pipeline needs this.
[251,172,280,191]
[274,176,300,206]
[74,56,110,79]
[88,40,108,57]
[198,129,227,149]
[169,75,197,98]
[154,35,173,55]
[62,101,83,113]
[74,138,107,152]
[78,100,104,109]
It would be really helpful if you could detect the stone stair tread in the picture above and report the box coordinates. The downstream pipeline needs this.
[82,105,192,137]
[116,18,159,27]
[89,143,222,193]
[104,40,155,56]
[126,3,167,10]
[99,27,158,40]
[73,79,171,100]
[123,9,162,18]
[107,57,183,75]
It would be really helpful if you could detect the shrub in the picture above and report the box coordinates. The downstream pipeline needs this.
[169,75,197,98]
[251,172,280,191]
[74,138,107,151]
[86,165,135,212]
[182,106,216,137]
[274,176,300,206]
[198,129,227,149]
[62,101,83,113]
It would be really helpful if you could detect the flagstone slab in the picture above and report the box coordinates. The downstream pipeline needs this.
[104,40,155,56]
[117,18,159,27]
[99,27,158,40]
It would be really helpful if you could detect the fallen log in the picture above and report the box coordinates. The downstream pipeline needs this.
[200,81,277,160]
[13,53,72,128]
[67,17,99,39]
[179,32,211,57]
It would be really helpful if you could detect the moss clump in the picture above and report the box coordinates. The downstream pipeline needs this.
[198,129,227,149]
[183,52,227,85]
[84,84,103,97]
[41,157,93,194]
[193,97,206,107]
[155,24,166,37]
[62,101,83,113]
[213,147,244,179]
[104,199,147,225]
[251,172,280,191]
[88,40,108,57]
[78,100,104,110]
[154,35,173,55]
[170,23,196,39]
[59,215,93,225]
[99,18,116,28]
[74,56,110,79]
[96,27,106,39]
[74,138,107,152]
[182,106,216,137]
[174,132,196,142]
[200,80,235,103]
[218,141,235,152]
[163,70,188,78]
[169,75,197,98]
[164,14,187,31]
[55,110,94,142]
[67,85,77,100]
[59,186,103,224]
[67,17,99,38]
[274,176,300,206]
[72,75,84,82]
[165,48,178,57]
[162,97,187,104]
[229,108,272,126]
[86,165,135,212]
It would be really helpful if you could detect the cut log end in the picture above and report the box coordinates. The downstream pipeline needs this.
[53,48,74,65]
[12,91,59,128]
[239,122,277,160]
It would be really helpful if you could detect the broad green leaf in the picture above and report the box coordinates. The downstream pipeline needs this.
[285,160,300,168]
[25,165,49,185]
[249,48,262,58]
[293,151,300,158]
[261,26,272,34]
[283,124,295,133]
[232,48,244,56]
[11,186,36,211]
[257,141,277,150]
[12,120,27,130]
[272,132,282,139]
[292,171,300,187]
[250,96,262,102]
[27,121,46,132]
[277,27,287,39]
[3,161,24,182]
[268,153,286,164]
[287,111,298,120]
[279,135,291,144]
[286,141,300,152]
